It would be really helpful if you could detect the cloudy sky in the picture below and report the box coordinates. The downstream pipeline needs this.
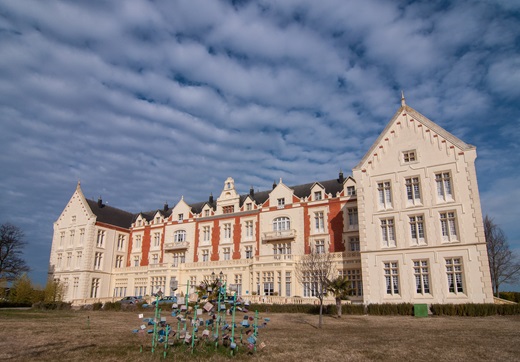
[1,0,519,289]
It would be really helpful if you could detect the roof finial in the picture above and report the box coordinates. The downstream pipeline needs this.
[76,180,81,190]
[401,90,406,107]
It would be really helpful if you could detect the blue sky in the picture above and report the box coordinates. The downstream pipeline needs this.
[0,0,519,290]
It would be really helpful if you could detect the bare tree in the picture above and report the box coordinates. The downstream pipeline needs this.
[484,215,520,297]
[0,223,30,282]
[295,250,334,328]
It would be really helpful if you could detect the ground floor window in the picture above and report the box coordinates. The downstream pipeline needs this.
[90,278,100,298]
[384,262,399,295]
[414,260,430,294]
[445,258,464,294]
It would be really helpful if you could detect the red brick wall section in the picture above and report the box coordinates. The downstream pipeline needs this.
[211,220,219,261]
[193,221,200,262]
[303,204,311,254]
[233,216,241,259]
[328,199,345,252]
[141,227,151,266]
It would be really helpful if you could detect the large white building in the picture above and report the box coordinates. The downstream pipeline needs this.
[49,99,494,305]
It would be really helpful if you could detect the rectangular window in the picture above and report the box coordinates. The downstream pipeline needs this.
[409,215,426,245]
[245,245,253,259]
[135,235,142,249]
[347,186,356,196]
[115,255,123,268]
[315,239,325,254]
[246,203,252,211]
[73,277,79,298]
[152,254,159,264]
[263,271,274,296]
[378,181,393,209]
[245,220,254,239]
[223,247,231,260]
[202,249,209,262]
[79,229,85,246]
[96,230,105,248]
[436,172,453,201]
[403,150,416,163]
[90,278,100,298]
[381,218,396,247]
[314,211,324,232]
[414,260,430,294]
[340,269,363,296]
[384,262,399,295]
[445,258,464,294]
[405,177,421,205]
[224,223,232,239]
[277,198,285,208]
[440,212,458,242]
[314,191,322,200]
[71,215,76,223]
[223,205,234,214]
[178,214,184,222]
[66,253,72,268]
[69,230,75,245]
[117,234,125,251]
[203,226,211,242]
[153,232,161,247]
[57,253,62,268]
[205,209,210,217]
[348,208,358,230]
[94,252,103,270]
[76,251,82,268]
[349,237,360,252]
[134,255,140,267]
[60,232,65,247]
[285,271,291,297]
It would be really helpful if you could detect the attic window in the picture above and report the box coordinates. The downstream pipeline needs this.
[71,215,76,222]
[205,210,210,217]
[223,205,234,214]
[314,191,322,200]
[178,214,184,222]
[155,217,160,224]
[347,186,356,196]
[246,203,252,211]
[277,198,285,209]
[403,150,417,163]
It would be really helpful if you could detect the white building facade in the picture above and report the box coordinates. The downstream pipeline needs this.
[49,101,494,305]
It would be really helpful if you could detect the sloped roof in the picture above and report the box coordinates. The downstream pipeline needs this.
[86,199,134,228]
[354,104,475,170]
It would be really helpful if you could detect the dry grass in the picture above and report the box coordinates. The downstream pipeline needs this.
[0,309,519,361]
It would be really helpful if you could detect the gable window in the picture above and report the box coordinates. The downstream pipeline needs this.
[403,150,416,163]
[246,203,252,211]
[440,212,458,242]
[347,186,356,196]
[378,181,393,209]
[409,215,426,245]
[273,217,290,231]
[79,229,85,246]
[436,172,453,202]
[445,258,464,294]
[204,209,210,217]
[381,218,396,247]
[414,260,430,294]
[59,232,65,247]
[71,215,76,223]
[178,214,184,222]
[69,230,75,245]
[277,198,285,208]
[223,205,234,214]
[174,230,186,243]
[314,191,322,200]
[405,177,421,205]
[314,212,324,232]
[384,262,399,295]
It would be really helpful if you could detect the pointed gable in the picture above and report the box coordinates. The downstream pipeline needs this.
[55,182,96,226]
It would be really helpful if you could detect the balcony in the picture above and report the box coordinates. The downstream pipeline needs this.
[164,241,190,252]
[262,229,296,243]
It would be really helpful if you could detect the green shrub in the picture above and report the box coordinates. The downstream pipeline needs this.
[0,301,32,308]
[429,303,520,316]
[366,303,414,316]
[92,302,103,311]
[102,302,122,311]
[499,292,520,303]
[31,301,72,310]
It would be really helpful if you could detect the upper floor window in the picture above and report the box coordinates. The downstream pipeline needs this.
[440,212,458,242]
[381,218,396,247]
[245,221,254,239]
[178,214,184,222]
[315,239,325,254]
[174,230,186,243]
[314,212,324,232]
[314,191,322,201]
[403,150,416,163]
[347,186,356,196]
[409,215,426,245]
[204,209,210,217]
[405,177,421,205]
[60,232,65,246]
[94,252,103,270]
[202,249,209,262]
[223,223,232,239]
[79,229,85,246]
[223,247,231,260]
[115,255,123,268]
[203,226,211,242]
[133,255,140,267]
[378,181,392,209]
[151,254,159,264]
[246,203,252,211]
[96,230,106,248]
[277,198,285,208]
[71,215,76,223]
[153,232,161,247]
[134,235,142,249]
[273,217,290,231]
[245,245,253,259]
[348,208,358,230]
[69,230,75,245]
[117,234,125,251]
[349,237,360,252]
[223,205,234,214]
[436,172,453,202]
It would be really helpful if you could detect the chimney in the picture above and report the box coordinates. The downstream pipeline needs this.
[163,202,169,212]
[209,193,214,204]
[249,186,254,197]
[272,180,277,189]
[338,170,345,183]
[97,196,103,208]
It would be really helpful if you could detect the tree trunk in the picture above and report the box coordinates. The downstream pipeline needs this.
[336,297,342,318]
[318,298,323,328]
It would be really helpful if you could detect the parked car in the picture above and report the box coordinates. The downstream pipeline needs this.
[119,296,142,304]
[151,296,177,306]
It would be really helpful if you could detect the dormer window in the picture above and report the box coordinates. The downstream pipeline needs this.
[277,198,285,209]
[314,191,322,201]
[205,209,210,217]
[403,150,417,163]
[178,214,184,222]
[347,186,356,196]
[246,203,252,211]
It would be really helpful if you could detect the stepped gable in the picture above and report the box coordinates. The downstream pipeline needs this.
[86,199,134,229]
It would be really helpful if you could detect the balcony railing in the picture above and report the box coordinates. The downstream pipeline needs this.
[164,241,190,252]
[262,229,296,242]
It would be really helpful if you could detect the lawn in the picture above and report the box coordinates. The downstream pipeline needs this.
[0,309,518,361]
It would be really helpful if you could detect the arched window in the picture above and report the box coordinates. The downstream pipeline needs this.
[174,230,186,242]
[273,217,290,231]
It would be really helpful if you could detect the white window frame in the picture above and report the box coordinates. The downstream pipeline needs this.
[414,260,430,294]
[440,211,458,242]
[436,172,453,202]
[314,211,324,233]
[349,236,360,252]
[347,186,356,196]
[384,262,399,295]
[174,230,187,242]
[314,191,322,200]
[381,218,396,247]
[405,177,422,205]
[445,258,464,294]
[315,239,325,254]
[348,208,358,230]
[273,217,290,231]
[403,150,417,163]
[409,215,426,245]
[378,181,393,209]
